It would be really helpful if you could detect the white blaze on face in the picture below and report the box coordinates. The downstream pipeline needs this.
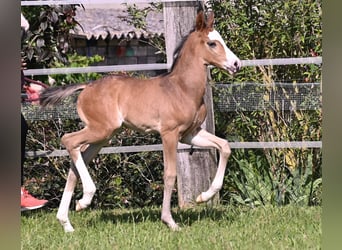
[208,30,241,74]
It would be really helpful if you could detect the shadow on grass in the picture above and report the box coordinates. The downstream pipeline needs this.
[21,203,242,231]
[98,205,238,227]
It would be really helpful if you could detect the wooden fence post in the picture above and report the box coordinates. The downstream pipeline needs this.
[163,2,219,208]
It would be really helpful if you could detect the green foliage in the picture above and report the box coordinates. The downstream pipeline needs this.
[224,149,322,207]
[209,0,321,83]
[21,5,83,68]
[209,0,322,206]
[49,53,104,85]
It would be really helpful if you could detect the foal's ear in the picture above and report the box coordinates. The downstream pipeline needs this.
[196,11,215,31]
[206,12,215,30]
[196,11,206,31]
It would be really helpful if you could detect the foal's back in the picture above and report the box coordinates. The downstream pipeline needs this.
[76,74,197,134]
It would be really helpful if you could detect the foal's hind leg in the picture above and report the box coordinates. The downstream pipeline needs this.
[74,142,106,211]
[57,142,104,232]
[61,128,110,208]
[182,128,231,203]
[58,128,109,232]
[56,164,79,232]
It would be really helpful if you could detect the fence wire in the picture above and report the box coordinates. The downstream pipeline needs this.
[21,82,322,121]
[213,82,321,112]
[21,94,79,121]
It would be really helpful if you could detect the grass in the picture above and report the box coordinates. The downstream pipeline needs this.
[21,205,321,250]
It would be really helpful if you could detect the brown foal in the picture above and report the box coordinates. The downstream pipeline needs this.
[40,11,241,232]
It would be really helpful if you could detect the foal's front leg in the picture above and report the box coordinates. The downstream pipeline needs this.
[182,128,231,203]
[160,131,180,231]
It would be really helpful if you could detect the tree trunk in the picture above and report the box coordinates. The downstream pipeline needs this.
[163,3,219,208]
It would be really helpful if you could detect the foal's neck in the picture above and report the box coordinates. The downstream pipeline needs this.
[168,48,208,99]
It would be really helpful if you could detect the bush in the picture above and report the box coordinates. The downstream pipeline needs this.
[209,0,322,206]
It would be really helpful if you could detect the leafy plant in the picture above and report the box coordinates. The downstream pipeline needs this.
[208,0,322,83]
[209,0,322,207]
[224,149,322,207]
[49,53,104,86]
[22,4,83,69]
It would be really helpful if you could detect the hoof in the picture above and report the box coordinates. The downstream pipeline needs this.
[196,193,204,203]
[162,216,181,231]
[167,223,181,232]
[58,219,75,233]
[64,224,75,233]
[75,200,84,212]
[169,223,181,232]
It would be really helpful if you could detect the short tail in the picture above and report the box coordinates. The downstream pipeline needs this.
[39,83,87,107]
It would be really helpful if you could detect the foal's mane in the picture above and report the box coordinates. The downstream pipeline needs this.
[169,29,195,72]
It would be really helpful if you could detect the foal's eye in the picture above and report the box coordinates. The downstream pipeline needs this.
[207,41,217,48]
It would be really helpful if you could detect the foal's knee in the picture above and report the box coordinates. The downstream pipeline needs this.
[221,140,231,158]
[163,173,177,187]
[61,134,73,150]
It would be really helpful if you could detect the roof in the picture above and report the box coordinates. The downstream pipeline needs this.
[71,7,164,40]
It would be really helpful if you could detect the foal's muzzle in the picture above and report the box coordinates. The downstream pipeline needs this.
[225,59,241,75]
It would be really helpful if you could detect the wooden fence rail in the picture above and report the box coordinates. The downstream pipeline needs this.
[26,141,322,159]
[23,57,322,76]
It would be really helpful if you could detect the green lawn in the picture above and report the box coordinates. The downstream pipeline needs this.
[21,205,321,250]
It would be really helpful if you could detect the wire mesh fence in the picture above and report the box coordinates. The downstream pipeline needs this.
[213,82,321,112]
[21,82,322,120]
[22,94,79,120]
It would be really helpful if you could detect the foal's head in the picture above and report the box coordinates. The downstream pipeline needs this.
[192,11,241,75]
